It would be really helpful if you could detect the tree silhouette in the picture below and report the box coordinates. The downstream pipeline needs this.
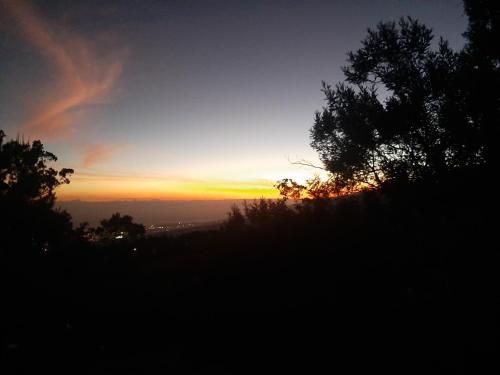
[462,0,499,171]
[310,16,490,194]
[0,132,73,204]
[0,131,74,253]
[96,212,145,242]
[224,205,246,231]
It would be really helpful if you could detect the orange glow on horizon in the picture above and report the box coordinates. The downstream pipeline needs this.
[57,174,280,201]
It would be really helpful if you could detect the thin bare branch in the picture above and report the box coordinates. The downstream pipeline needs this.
[287,157,327,171]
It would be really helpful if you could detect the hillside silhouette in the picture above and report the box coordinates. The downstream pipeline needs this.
[1,1,498,373]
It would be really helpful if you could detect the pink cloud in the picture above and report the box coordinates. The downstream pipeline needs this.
[2,0,125,140]
[82,144,130,168]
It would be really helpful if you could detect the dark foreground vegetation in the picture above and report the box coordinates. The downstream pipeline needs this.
[2,1,498,373]
[2,175,497,374]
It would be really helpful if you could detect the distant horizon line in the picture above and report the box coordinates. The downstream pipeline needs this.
[57,198,286,203]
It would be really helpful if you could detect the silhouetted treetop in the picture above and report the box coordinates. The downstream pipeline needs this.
[0,131,73,205]
[463,0,499,64]
[224,205,246,231]
[1,131,74,253]
[310,15,492,194]
[462,0,500,169]
[96,212,145,242]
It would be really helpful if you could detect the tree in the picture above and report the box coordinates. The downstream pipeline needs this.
[310,16,489,194]
[96,213,145,242]
[461,0,500,171]
[0,133,73,204]
[0,131,74,252]
[224,205,246,231]
[275,176,336,201]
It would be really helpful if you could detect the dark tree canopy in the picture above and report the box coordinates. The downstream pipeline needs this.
[0,132,73,205]
[224,205,246,231]
[96,212,146,242]
[461,0,500,169]
[0,131,74,252]
[310,12,498,194]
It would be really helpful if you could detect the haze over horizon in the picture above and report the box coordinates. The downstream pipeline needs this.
[1,0,467,201]
[58,199,246,226]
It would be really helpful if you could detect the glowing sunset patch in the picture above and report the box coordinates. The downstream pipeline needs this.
[57,173,279,201]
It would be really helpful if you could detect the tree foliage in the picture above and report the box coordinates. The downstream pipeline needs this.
[223,198,295,231]
[224,205,246,231]
[309,13,497,194]
[96,212,146,242]
[0,132,73,204]
[461,0,500,169]
[0,131,74,252]
[275,176,334,200]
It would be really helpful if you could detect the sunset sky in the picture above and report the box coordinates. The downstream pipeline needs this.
[1,0,467,201]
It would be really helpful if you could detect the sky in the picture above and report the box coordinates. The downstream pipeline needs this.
[0,0,467,201]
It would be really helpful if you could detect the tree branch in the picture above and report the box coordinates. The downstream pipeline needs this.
[287,157,327,171]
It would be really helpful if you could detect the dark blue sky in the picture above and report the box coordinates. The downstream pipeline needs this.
[0,0,467,200]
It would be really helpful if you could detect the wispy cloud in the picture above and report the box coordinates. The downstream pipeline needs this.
[82,144,130,168]
[2,0,125,139]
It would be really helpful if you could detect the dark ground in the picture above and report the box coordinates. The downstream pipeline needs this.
[2,181,498,374]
